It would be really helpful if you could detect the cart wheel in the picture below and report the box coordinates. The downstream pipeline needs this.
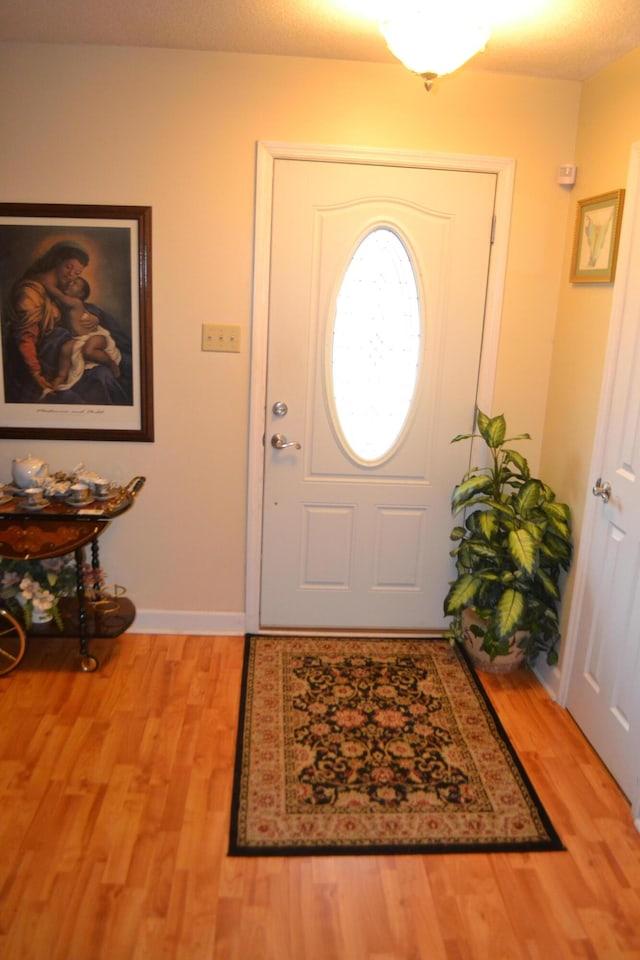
[80,654,99,673]
[0,609,26,676]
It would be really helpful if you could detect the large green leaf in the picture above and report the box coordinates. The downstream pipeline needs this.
[483,498,515,520]
[476,409,491,439]
[516,479,543,515]
[536,568,560,600]
[542,500,572,539]
[495,588,525,640]
[443,573,481,614]
[480,412,506,449]
[451,475,492,513]
[454,542,476,570]
[539,533,572,565]
[508,527,538,574]
[522,518,544,541]
[540,481,555,501]
[477,510,498,540]
[464,542,499,560]
[503,448,530,479]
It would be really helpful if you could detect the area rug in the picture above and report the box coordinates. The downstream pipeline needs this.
[228,635,563,856]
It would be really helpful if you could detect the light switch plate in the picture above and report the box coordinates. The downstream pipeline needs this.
[202,323,241,353]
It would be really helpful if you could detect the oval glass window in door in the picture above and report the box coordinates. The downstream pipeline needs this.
[330,227,422,463]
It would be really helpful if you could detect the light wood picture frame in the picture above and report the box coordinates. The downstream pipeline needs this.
[570,189,625,283]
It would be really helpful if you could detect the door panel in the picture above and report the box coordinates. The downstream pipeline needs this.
[260,159,497,629]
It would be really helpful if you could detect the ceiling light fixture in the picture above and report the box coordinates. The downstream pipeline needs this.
[379,1,492,90]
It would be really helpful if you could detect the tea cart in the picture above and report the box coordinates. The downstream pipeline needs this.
[0,476,145,675]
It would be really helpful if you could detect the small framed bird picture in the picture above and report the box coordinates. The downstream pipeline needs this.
[570,189,625,283]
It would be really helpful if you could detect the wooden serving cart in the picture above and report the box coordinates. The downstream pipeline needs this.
[0,477,145,674]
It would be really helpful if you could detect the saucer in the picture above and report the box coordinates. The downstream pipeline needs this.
[67,496,94,507]
[23,500,48,511]
[0,493,13,506]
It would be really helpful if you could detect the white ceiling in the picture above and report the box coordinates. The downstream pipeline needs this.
[1,0,639,82]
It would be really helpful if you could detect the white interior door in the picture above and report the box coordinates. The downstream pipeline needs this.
[566,144,640,812]
[259,157,497,630]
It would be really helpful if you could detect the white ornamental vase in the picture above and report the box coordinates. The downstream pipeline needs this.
[461,608,528,674]
[17,595,54,625]
[31,607,54,625]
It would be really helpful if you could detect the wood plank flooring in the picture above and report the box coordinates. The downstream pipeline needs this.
[0,632,639,959]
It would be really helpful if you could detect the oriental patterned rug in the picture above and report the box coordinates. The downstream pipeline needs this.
[228,635,563,857]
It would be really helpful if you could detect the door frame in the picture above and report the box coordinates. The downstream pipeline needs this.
[558,141,640,826]
[245,141,516,634]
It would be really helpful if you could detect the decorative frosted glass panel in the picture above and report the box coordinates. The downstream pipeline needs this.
[331,227,421,463]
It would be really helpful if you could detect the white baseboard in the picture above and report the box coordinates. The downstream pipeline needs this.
[533,660,562,702]
[130,608,246,636]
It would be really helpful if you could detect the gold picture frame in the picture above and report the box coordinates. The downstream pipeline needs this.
[570,189,625,283]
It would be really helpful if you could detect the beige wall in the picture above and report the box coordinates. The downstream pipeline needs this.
[538,45,640,688]
[542,44,640,527]
[0,43,580,629]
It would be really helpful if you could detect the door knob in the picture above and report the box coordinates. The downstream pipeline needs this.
[271,433,301,450]
[592,478,611,502]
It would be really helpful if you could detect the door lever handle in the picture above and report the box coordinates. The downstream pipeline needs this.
[271,433,301,450]
[592,477,611,503]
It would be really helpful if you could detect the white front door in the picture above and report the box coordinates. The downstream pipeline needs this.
[565,144,640,813]
[259,155,497,630]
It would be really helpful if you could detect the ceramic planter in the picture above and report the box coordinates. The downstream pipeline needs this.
[461,608,528,674]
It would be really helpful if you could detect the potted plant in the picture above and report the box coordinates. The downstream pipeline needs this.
[443,410,573,671]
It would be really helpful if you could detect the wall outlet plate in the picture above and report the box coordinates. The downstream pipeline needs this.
[202,323,241,353]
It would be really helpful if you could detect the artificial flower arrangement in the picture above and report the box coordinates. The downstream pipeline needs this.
[0,553,107,629]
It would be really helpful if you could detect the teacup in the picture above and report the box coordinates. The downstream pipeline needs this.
[25,487,45,507]
[93,478,111,498]
[69,483,90,503]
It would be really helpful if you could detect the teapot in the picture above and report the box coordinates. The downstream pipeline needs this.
[12,454,49,489]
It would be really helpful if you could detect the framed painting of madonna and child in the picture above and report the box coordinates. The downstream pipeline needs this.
[0,203,153,442]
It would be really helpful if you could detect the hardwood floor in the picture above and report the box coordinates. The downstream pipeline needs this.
[0,632,639,959]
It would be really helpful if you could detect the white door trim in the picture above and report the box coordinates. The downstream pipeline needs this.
[245,141,516,634]
[558,141,640,826]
